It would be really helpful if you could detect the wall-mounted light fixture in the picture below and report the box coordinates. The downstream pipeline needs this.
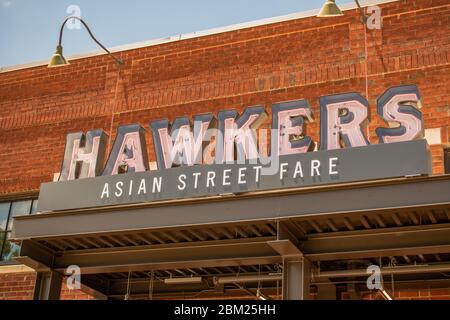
[163,276,203,285]
[48,16,124,68]
[317,0,367,23]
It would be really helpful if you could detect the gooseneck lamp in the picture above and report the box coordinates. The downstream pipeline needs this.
[317,0,367,23]
[48,16,124,68]
[317,0,344,17]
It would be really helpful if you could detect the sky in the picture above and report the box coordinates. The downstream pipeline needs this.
[0,0,351,68]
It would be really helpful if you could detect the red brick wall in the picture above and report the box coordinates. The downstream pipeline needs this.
[60,280,95,300]
[0,272,35,300]
[0,0,448,195]
[0,272,94,300]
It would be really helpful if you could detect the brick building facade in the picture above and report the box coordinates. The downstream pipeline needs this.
[0,0,449,300]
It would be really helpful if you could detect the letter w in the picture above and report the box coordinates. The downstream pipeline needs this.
[150,114,214,169]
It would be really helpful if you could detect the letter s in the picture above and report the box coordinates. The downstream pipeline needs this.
[376,85,423,144]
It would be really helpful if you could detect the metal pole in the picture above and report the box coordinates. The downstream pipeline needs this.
[314,263,450,279]
[58,16,124,66]
[354,0,368,24]
[215,274,282,284]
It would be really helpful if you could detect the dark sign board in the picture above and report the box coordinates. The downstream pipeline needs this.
[37,140,431,212]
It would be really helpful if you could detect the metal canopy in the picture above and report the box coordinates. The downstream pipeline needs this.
[51,237,281,274]
[10,175,450,299]
[12,175,450,240]
[303,223,450,261]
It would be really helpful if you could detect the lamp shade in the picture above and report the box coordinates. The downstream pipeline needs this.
[317,0,344,17]
[48,45,69,68]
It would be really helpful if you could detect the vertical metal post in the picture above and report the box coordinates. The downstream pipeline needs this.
[282,257,311,300]
[444,148,450,174]
[33,271,63,300]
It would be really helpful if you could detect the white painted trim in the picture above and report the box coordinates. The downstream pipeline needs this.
[0,264,35,274]
[425,128,442,146]
[0,0,398,73]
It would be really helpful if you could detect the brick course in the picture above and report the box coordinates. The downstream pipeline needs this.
[0,272,93,300]
[0,0,449,194]
[0,0,449,299]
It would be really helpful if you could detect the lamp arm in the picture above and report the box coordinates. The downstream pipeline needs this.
[58,16,124,66]
[354,0,368,23]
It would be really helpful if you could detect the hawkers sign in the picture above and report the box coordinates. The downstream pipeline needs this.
[37,85,431,212]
